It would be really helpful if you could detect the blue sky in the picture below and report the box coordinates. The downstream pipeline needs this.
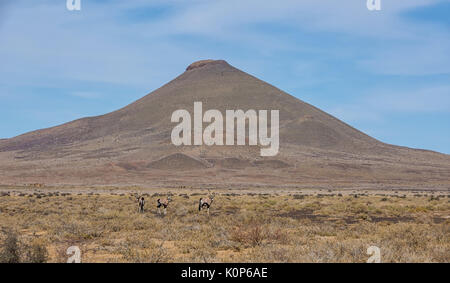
[0,0,449,154]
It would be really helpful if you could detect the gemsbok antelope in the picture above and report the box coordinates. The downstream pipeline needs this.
[157,196,172,215]
[199,191,215,215]
[136,196,145,213]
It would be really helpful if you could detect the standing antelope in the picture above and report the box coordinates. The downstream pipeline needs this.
[199,191,215,215]
[136,196,145,213]
[157,196,172,215]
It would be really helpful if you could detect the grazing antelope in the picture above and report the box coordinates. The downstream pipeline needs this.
[136,196,145,213]
[199,191,215,215]
[157,196,172,215]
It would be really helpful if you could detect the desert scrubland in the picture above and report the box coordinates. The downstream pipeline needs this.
[0,187,448,263]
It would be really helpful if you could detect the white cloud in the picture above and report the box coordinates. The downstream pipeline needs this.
[327,84,450,127]
[366,85,450,112]
[1,0,449,90]
[71,91,102,99]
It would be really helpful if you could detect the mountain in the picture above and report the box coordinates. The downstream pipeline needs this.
[0,60,449,189]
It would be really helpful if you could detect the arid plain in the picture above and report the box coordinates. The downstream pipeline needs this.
[0,186,448,263]
[0,60,449,262]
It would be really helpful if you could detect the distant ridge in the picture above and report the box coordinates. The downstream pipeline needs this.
[147,153,209,170]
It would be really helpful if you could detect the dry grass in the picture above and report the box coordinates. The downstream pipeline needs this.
[0,189,448,262]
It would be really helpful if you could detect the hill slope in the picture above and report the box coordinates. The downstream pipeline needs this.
[0,60,449,189]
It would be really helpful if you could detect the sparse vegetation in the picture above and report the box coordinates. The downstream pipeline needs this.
[0,231,21,263]
[0,188,448,262]
[0,230,48,263]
